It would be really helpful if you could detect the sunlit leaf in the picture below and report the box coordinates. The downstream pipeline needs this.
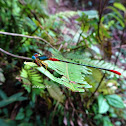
[108,6,124,19]
[114,2,126,11]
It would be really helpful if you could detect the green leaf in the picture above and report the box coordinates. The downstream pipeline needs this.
[15,112,25,120]
[114,2,126,11]
[24,49,125,92]
[15,108,25,120]
[0,90,7,99]
[98,94,109,114]
[46,80,65,103]
[105,94,125,108]
[26,109,33,117]
[101,26,111,38]
[92,103,98,114]
[103,116,113,126]
[20,69,28,78]
[17,122,33,126]
[108,13,125,28]
[108,6,124,20]
[0,92,27,107]
[0,119,16,126]
[20,65,45,95]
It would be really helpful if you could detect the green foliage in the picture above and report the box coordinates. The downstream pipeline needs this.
[105,94,125,108]
[0,119,16,126]
[106,2,126,30]
[45,80,65,103]
[20,64,45,102]
[103,116,113,126]
[23,50,125,93]
[0,0,48,54]
[0,90,27,107]
[93,93,125,125]
[15,107,33,121]
[23,60,91,92]
[98,94,125,114]
[114,2,126,11]
[0,0,126,125]
[98,94,109,114]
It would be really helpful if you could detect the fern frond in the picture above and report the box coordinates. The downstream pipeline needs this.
[24,50,125,92]
[20,66,45,93]
[78,58,125,78]
[24,61,92,92]
[62,52,125,78]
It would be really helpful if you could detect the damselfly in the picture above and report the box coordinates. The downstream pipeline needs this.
[32,53,121,75]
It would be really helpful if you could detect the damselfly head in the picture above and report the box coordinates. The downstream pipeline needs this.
[32,53,50,60]
[32,55,36,60]
[32,53,39,60]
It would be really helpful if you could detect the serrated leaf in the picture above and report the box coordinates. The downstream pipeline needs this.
[20,69,28,78]
[26,50,125,92]
[105,94,125,108]
[24,60,91,92]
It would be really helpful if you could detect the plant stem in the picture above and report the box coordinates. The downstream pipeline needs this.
[89,73,106,99]
[0,31,56,50]
[0,48,32,60]
[97,0,108,43]
[115,27,125,65]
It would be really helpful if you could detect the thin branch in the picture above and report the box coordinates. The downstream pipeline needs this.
[115,27,125,65]
[77,23,85,45]
[97,0,108,43]
[0,31,56,50]
[87,0,108,103]
[87,0,108,99]
[51,101,59,124]
[0,48,32,60]
[89,73,106,99]
[21,26,39,43]
[88,0,108,100]
[86,73,106,108]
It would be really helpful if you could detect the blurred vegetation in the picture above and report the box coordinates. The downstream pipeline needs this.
[0,0,126,126]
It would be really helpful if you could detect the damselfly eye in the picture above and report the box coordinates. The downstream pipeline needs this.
[32,56,36,60]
